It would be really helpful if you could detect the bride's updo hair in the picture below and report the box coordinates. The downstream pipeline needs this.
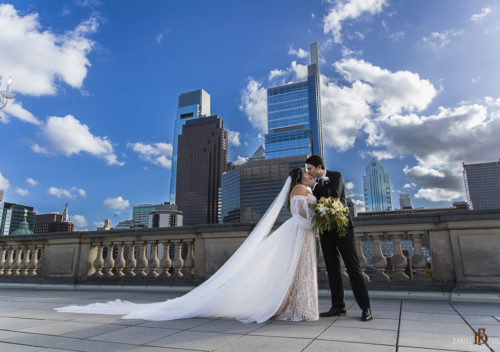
[287,168,303,211]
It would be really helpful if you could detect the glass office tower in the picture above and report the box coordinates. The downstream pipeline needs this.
[363,158,393,212]
[463,160,500,210]
[265,42,323,159]
[169,89,211,203]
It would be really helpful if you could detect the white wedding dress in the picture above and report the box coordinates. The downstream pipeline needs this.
[56,177,319,323]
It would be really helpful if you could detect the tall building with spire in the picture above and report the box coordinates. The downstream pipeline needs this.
[265,42,323,159]
[363,158,393,212]
[169,89,211,203]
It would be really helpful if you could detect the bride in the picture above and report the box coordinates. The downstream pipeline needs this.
[56,168,319,323]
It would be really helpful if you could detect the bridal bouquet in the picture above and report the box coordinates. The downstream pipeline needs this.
[311,197,350,237]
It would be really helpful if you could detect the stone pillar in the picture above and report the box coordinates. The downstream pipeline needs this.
[114,242,126,277]
[172,241,185,278]
[93,243,104,277]
[389,233,409,281]
[13,245,22,276]
[159,241,172,279]
[148,241,160,278]
[124,242,137,277]
[370,233,390,282]
[410,232,431,281]
[184,240,195,277]
[136,242,148,278]
[20,246,30,276]
[28,245,39,276]
[4,247,14,276]
[355,233,370,282]
[0,246,5,275]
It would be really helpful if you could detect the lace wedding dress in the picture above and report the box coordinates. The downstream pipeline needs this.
[56,177,319,323]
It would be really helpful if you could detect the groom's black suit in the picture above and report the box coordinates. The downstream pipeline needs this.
[313,170,370,311]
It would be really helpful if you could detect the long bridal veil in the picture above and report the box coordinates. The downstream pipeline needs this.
[56,176,306,323]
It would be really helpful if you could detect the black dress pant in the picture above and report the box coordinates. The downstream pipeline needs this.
[320,223,370,310]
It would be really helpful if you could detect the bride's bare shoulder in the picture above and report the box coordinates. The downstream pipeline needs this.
[291,184,308,197]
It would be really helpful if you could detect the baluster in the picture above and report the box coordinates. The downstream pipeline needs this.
[4,247,14,276]
[136,242,148,277]
[114,242,126,277]
[370,233,390,282]
[172,241,185,278]
[355,234,371,282]
[316,235,327,275]
[410,232,431,281]
[28,245,39,276]
[184,240,195,277]
[0,246,5,276]
[125,242,137,277]
[103,243,115,278]
[20,245,30,276]
[389,233,409,281]
[87,243,97,277]
[93,243,104,277]
[13,245,22,276]
[147,242,160,278]
[159,241,172,278]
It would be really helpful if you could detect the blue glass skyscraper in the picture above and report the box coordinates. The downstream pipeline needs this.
[265,42,323,159]
[169,89,211,203]
[363,158,393,212]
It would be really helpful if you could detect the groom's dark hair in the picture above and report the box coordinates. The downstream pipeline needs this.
[306,155,325,169]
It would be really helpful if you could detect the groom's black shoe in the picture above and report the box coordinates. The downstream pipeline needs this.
[361,308,373,321]
[320,307,347,317]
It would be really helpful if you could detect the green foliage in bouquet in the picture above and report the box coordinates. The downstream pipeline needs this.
[311,197,350,237]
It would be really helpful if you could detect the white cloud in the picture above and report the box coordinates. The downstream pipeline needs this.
[268,69,287,81]
[414,188,463,202]
[471,76,481,83]
[155,33,164,43]
[72,214,88,230]
[0,171,10,190]
[345,182,355,191]
[48,186,86,199]
[48,187,73,199]
[423,29,463,50]
[290,61,308,81]
[2,101,41,125]
[388,31,405,41]
[323,0,387,43]
[104,196,130,210]
[234,156,248,165]
[227,130,241,147]
[15,187,29,196]
[0,4,98,96]
[334,58,437,117]
[128,142,173,169]
[288,46,309,59]
[239,78,267,133]
[353,199,365,212]
[33,115,124,166]
[26,177,38,186]
[403,183,416,189]
[471,7,491,22]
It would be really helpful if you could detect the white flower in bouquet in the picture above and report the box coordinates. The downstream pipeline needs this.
[311,197,349,237]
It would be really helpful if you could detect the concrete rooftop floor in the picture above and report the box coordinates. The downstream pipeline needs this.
[0,287,499,352]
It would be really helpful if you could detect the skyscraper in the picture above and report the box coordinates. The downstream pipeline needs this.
[265,42,323,159]
[463,160,500,210]
[176,115,228,225]
[220,163,241,223]
[169,89,211,203]
[1,202,35,235]
[239,154,305,223]
[132,204,159,227]
[363,158,393,212]
[399,193,413,209]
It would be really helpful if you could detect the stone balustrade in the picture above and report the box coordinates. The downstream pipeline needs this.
[1,209,500,291]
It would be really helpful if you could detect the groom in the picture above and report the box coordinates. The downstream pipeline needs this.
[305,155,373,322]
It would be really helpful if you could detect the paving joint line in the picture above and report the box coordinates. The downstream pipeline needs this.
[450,301,495,352]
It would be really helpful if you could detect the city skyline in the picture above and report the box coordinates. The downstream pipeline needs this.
[1,1,500,229]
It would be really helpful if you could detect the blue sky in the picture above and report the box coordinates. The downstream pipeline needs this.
[1,0,499,230]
